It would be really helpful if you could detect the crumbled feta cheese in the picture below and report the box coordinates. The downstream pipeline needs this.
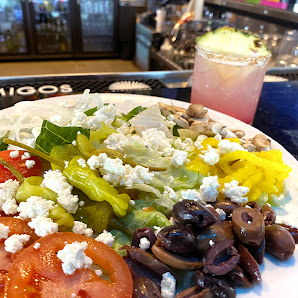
[142,129,174,156]
[72,221,93,237]
[28,216,59,237]
[79,201,85,207]
[25,160,35,169]
[218,139,245,155]
[57,241,92,275]
[69,110,88,127]
[21,152,31,160]
[77,158,86,168]
[50,114,63,125]
[173,138,193,152]
[199,146,220,165]
[171,150,189,167]
[4,234,30,253]
[72,140,77,146]
[41,170,79,213]
[163,186,176,200]
[116,123,131,135]
[0,179,19,215]
[104,132,131,152]
[200,176,220,202]
[24,138,36,148]
[194,135,208,150]
[90,104,117,128]
[88,154,154,188]
[209,240,215,247]
[123,165,154,188]
[181,189,202,202]
[87,154,104,170]
[223,180,249,204]
[0,223,9,240]
[129,200,135,206]
[216,208,226,221]
[104,127,176,158]
[2,199,18,215]
[33,243,41,250]
[9,150,19,158]
[17,196,55,219]
[161,272,176,298]
[139,237,151,250]
[95,230,115,247]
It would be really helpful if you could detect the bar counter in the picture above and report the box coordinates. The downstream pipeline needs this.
[0,71,297,160]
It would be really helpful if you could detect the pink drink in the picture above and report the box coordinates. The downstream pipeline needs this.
[191,47,271,124]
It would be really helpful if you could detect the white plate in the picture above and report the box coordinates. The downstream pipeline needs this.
[3,93,298,297]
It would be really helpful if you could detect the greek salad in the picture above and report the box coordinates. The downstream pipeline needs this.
[0,90,296,298]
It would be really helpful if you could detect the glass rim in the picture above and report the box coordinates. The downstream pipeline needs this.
[196,45,272,65]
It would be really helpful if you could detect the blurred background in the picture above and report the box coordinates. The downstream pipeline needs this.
[0,0,297,75]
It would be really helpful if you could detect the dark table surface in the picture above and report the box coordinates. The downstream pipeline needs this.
[134,81,298,160]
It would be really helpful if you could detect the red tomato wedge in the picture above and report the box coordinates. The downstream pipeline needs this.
[0,218,39,296]
[0,150,43,183]
[5,232,133,298]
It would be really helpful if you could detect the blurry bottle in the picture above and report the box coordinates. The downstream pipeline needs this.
[155,7,166,33]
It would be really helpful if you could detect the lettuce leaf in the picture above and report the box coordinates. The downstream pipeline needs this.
[122,141,169,170]
[84,107,97,116]
[119,199,170,231]
[110,230,131,256]
[150,165,199,190]
[35,120,90,154]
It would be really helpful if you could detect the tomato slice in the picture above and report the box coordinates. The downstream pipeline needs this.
[0,150,43,183]
[5,232,133,298]
[0,218,39,296]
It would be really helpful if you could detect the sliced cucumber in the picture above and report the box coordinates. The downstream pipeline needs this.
[196,27,271,58]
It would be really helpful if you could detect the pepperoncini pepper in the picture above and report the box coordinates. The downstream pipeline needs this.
[63,156,131,217]
[50,144,81,171]
[15,176,74,230]
[49,206,74,231]
[15,176,57,203]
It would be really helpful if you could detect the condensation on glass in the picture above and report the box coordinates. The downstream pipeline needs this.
[0,0,27,54]
[32,0,72,53]
[80,0,114,52]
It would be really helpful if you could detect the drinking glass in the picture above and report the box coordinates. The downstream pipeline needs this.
[190,46,271,124]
